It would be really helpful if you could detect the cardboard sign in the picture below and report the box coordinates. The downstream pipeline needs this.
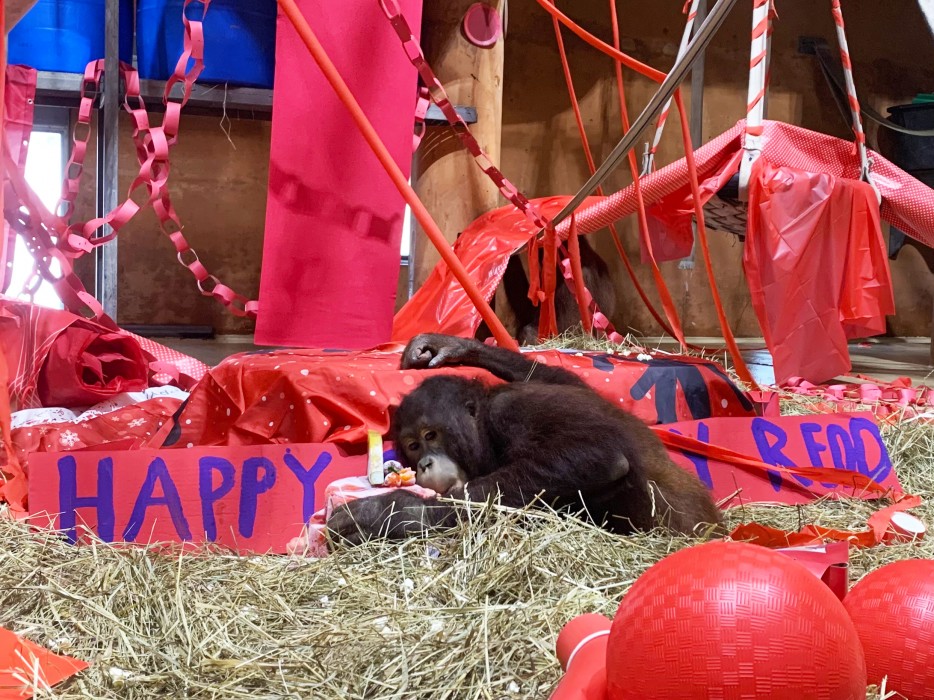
[0,626,89,697]
[27,413,899,553]
[663,412,901,507]
[27,443,379,553]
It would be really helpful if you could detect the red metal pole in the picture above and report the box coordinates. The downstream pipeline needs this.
[275,0,518,350]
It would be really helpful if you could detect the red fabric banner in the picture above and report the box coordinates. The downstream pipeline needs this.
[256,0,423,349]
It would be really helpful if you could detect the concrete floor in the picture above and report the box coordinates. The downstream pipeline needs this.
[651,337,934,386]
[155,336,263,367]
[156,335,934,387]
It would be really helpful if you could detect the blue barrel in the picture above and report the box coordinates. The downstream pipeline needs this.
[8,0,133,74]
[136,0,277,89]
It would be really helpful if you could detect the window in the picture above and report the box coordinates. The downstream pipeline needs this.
[400,178,415,300]
[400,175,414,260]
[5,107,69,309]
[400,202,412,259]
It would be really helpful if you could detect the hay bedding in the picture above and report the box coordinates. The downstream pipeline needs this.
[1,339,931,698]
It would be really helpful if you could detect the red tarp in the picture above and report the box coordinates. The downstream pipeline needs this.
[395,122,908,383]
[256,0,423,349]
[557,120,934,249]
[392,196,600,341]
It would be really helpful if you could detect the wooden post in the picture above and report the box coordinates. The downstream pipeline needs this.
[5,0,38,28]
[412,0,505,288]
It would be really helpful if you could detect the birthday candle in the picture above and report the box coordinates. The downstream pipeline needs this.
[367,430,385,486]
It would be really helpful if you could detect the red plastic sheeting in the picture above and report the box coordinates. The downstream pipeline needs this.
[0,65,36,293]
[392,196,601,340]
[256,0,423,349]
[744,161,894,385]
[144,345,754,451]
[0,299,208,410]
[643,150,744,263]
[558,120,934,249]
[396,121,912,384]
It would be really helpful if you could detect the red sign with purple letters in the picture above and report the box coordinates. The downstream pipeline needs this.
[26,414,898,553]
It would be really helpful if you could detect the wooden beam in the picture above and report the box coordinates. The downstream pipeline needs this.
[412,0,505,289]
[5,0,38,29]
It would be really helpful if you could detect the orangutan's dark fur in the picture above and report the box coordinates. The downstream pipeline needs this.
[326,334,722,544]
[475,235,617,345]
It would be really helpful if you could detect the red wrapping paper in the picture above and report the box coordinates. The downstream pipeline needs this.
[0,300,148,410]
[6,396,182,511]
[34,326,148,408]
[145,345,754,450]
[0,299,205,410]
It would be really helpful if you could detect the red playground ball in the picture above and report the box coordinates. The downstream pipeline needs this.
[843,559,934,697]
[606,541,867,700]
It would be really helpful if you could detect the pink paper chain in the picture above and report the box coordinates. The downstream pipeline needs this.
[7,0,259,320]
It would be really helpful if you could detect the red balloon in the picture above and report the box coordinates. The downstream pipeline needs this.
[843,559,934,697]
[606,541,866,700]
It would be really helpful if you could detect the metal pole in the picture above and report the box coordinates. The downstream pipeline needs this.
[407,220,416,299]
[95,0,120,319]
[548,0,739,228]
[680,0,706,270]
[690,0,706,146]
